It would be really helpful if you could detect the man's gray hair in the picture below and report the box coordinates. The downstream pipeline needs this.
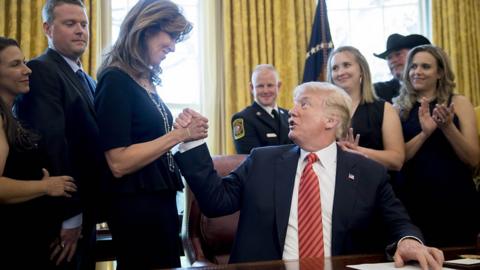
[294,82,352,139]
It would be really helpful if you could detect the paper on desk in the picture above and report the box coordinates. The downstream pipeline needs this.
[347,262,456,270]
[445,258,480,265]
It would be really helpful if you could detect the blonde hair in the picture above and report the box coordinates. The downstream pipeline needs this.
[394,45,456,120]
[251,64,280,84]
[326,46,377,104]
[98,0,192,85]
[294,82,352,139]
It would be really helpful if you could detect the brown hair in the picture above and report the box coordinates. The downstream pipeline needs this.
[98,0,192,85]
[0,37,38,150]
[394,45,455,120]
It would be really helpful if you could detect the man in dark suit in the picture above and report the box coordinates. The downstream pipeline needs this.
[175,82,444,269]
[231,64,291,154]
[373,33,430,103]
[15,0,102,269]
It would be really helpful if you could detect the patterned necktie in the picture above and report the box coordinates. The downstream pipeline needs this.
[75,69,94,104]
[298,153,324,259]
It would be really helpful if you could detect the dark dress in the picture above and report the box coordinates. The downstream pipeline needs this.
[351,100,385,150]
[0,143,63,269]
[400,98,480,247]
[350,100,390,251]
[95,67,184,269]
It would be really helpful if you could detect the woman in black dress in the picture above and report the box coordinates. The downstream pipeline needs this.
[95,0,207,269]
[327,46,405,171]
[0,37,76,268]
[394,45,479,246]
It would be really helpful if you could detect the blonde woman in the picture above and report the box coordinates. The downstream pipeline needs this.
[327,46,405,171]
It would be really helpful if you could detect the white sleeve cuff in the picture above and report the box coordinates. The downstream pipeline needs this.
[398,235,424,246]
[175,139,205,154]
[62,213,83,229]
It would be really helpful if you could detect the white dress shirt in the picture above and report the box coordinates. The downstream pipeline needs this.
[282,141,337,259]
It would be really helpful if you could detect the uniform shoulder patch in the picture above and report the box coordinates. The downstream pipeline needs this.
[232,118,245,140]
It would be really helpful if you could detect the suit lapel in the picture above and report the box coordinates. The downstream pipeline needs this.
[46,49,96,114]
[274,145,300,250]
[331,146,358,255]
[252,102,279,133]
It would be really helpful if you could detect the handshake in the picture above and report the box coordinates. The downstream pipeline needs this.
[174,108,209,143]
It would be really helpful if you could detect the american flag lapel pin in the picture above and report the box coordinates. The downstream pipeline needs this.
[348,173,355,181]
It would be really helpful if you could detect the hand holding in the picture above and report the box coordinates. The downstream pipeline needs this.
[418,97,437,137]
[178,108,209,142]
[394,238,444,270]
[174,109,193,129]
[41,168,76,197]
[50,226,82,265]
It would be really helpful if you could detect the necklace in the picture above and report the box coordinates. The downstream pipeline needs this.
[148,90,176,172]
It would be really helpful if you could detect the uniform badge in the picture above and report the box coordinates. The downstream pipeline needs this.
[233,118,245,140]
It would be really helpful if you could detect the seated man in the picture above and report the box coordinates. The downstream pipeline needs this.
[373,33,430,103]
[231,64,291,154]
[175,82,443,269]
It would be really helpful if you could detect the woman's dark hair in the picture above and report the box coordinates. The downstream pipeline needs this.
[98,0,192,85]
[0,37,38,150]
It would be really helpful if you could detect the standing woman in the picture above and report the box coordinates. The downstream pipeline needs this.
[394,45,480,247]
[327,46,405,171]
[95,0,206,269]
[0,37,76,268]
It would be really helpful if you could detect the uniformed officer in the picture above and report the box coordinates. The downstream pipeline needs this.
[231,64,292,154]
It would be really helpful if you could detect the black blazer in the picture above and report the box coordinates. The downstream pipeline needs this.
[15,48,103,220]
[231,102,291,154]
[175,144,422,263]
[373,78,401,103]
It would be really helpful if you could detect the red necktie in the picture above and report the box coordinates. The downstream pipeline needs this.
[298,153,324,259]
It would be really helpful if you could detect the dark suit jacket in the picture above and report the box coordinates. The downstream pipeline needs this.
[374,78,401,103]
[175,144,422,263]
[15,48,103,222]
[231,102,291,154]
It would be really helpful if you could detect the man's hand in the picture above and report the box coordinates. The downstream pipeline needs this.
[394,238,444,270]
[50,226,82,265]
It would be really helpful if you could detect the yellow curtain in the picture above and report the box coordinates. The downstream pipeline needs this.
[0,0,99,77]
[223,0,315,154]
[432,0,480,106]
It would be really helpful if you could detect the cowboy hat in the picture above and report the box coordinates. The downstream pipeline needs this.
[374,33,431,59]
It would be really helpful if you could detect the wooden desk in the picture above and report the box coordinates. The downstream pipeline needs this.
[166,246,479,270]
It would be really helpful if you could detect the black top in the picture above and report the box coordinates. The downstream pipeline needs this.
[351,100,385,150]
[0,142,63,268]
[95,67,183,193]
[374,78,401,103]
[231,102,291,154]
[400,98,480,246]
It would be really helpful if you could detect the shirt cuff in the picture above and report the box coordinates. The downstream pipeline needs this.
[173,139,205,154]
[398,235,424,246]
[62,213,83,229]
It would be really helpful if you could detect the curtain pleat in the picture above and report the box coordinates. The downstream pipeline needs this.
[432,0,480,106]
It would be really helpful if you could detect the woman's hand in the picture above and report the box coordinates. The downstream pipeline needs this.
[418,97,437,137]
[175,108,209,142]
[432,102,454,129]
[41,168,76,197]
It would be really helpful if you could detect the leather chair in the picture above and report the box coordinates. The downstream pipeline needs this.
[181,154,247,266]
